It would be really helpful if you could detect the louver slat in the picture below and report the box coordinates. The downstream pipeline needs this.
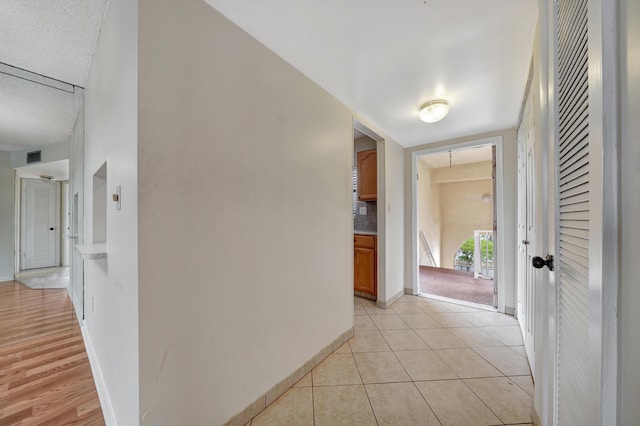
[556,0,590,424]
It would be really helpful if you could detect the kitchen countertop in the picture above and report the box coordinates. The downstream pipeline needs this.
[354,230,377,236]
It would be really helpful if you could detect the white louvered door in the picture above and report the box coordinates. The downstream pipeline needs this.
[555,0,590,423]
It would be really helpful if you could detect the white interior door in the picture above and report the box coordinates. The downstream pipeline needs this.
[517,90,536,374]
[554,0,592,422]
[61,181,70,267]
[22,179,59,270]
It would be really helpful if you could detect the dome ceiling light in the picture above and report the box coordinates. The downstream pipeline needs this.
[419,99,449,123]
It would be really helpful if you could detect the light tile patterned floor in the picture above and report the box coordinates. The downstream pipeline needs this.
[248,295,534,426]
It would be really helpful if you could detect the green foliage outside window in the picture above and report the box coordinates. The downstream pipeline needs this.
[456,237,494,264]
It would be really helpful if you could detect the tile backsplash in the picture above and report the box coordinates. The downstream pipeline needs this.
[354,201,377,232]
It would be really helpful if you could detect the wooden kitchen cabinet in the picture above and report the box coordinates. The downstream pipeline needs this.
[354,235,376,296]
[357,149,377,201]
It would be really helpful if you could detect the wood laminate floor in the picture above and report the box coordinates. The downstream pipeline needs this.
[0,280,105,425]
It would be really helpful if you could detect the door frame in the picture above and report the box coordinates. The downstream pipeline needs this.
[353,120,386,305]
[409,136,509,313]
[516,86,537,373]
[19,177,61,270]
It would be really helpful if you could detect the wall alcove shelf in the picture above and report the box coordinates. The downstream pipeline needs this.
[75,244,107,260]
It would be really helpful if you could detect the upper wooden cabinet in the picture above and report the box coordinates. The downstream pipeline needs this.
[357,149,377,201]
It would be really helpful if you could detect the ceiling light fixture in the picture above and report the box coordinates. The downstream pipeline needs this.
[419,99,449,123]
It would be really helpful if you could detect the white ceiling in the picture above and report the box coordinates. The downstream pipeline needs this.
[0,0,108,152]
[0,1,537,152]
[419,144,493,169]
[0,0,108,86]
[0,65,79,151]
[204,0,538,147]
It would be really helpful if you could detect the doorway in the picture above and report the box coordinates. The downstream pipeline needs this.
[21,179,60,269]
[14,159,71,289]
[416,144,497,308]
[353,121,392,306]
[411,136,510,313]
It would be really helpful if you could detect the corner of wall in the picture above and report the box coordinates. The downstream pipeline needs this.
[0,151,15,279]
[223,327,355,425]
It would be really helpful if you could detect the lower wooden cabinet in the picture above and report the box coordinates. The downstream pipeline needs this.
[354,235,376,296]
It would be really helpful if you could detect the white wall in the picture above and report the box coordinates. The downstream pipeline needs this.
[405,128,517,312]
[496,131,517,312]
[81,0,139,423]
[69,101,85,317]
[417,160,441,266]
[619,0,640,422]
[138,0,353,424]
[10,139,69,168]
[60,181,69,267]
[0,151,14,280]
[383,138,405,302]
[439,179,493,269]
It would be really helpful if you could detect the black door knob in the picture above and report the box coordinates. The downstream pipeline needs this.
[532,255,554,271]
[49,227,54,231]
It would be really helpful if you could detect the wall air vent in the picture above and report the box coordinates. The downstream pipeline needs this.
[26,150,41,164]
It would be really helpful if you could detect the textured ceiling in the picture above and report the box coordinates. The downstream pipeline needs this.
[0,0,108,86]
[204,0,538,147]
[0,0,107,151]
[0,65,80,151]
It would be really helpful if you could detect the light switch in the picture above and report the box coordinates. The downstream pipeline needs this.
[359,206,367,215]
[113,185,121,210]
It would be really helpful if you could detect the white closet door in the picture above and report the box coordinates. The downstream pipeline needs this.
[555,0,590,423]
[517,89,536,374]
[23,180,59,270]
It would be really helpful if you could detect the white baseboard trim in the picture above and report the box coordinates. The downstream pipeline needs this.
[224,326,355,425]
[377,289,405,309]
[80,323,118,426]
[0,275,14,282]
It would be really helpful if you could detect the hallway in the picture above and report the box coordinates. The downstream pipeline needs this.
[0,280,104,425]
[15,267,70,290]
[249,295,533,425]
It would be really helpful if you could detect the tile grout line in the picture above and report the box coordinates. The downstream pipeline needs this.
[459,377,510,425]
[365,296,447,425]
[355,306,380,426]
[470,346,529,377]
[411,380,445,425]
[465,312,526,421]
[356,296,532,424]
[436,302,504,425]
[391,297,446,424]
[506,375,535,397]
